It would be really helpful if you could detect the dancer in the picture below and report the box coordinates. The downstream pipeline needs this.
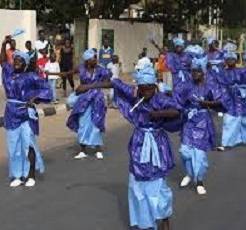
[75,63,182,230]
[177,58,229,195]
[206,37,224,73]
[167,38,192,90]
[216,52,246,151]
[0,36,52,187]
[66,49,111,160]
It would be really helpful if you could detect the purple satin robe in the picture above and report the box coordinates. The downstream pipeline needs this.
[67,64,111,132]
[206,49,224,64]
[2,62,52,135]
[216,67,246,116]
[112,79,182,181]
[167,52,192,87]
[175,76,230,152]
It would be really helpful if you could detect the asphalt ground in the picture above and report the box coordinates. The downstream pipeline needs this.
[0,111,245,230]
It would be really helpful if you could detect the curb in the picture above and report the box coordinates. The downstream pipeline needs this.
[0,103,70,128]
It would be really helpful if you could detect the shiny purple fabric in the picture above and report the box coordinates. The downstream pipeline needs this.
[67,64,111,132]
[166,52,192,87]
[112,79,182,181]
[216,68,246,116]
[175,77,229,151]
[1,62,52,135]
[206,50,224,63]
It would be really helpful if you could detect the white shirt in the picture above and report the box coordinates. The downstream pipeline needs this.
[44,61,60,80]
[107,62,120,79]
[35,40,48,58]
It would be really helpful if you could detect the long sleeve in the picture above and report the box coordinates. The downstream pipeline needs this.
[166,53,176,73]
[112,79,137,124]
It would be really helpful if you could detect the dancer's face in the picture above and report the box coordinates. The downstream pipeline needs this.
[13,56,26,73]
[87,57,97,68]
[226,58,237,68]
[138,84,156,101]
[175,45,183,54]
[192,69,204,83]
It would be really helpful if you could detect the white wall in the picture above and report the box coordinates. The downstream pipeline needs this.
[88,19,163,72]
[0,9,36,85]
[199,25,217,39]
[0,9,36,51]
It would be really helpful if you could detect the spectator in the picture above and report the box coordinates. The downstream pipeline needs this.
[35,30,49,59]
[6,39,16,65]
[106,55,121,108]
[99,38,114,68]
[54,35,63,63]
[45,52,60,104]
[60,39,74,96]
[25,41,37,72]
[157,47,172,89]
[36,45,49,78]
[138,47,148,59]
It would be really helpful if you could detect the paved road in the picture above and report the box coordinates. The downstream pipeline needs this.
[0,111,245,230]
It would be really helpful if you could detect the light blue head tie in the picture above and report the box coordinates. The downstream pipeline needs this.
[224,52,237,60]
[13,50,30,65]
[134,66,156,85]
[83,49,95,61]
[207,37,216,45]
[191,57,208,73]
[173,38,185,47]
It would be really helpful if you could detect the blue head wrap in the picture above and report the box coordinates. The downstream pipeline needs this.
[184,45,204,56]
[134,65,156,85]
[13,50,30,65]
[173,38,185,47]
[223,42,237,52]
[191,57,208,73]
[224,52,237,60]
[83,49,96,61]
[207,37,216,45]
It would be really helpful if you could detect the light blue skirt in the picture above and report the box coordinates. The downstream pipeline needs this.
[78,106,103,146]
[128,174,173,229]
[6,121,44,179]
[180,144,208,182]
[222,113,246,147]
[66,92,79,108]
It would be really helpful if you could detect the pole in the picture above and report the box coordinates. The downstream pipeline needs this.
[20,0,22,10]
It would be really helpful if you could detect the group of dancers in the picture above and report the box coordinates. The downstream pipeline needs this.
[1,33,246,230]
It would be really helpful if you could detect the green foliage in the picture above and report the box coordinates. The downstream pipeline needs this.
[1,0,245,28]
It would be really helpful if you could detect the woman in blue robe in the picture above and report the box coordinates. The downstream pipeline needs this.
[66,49,111,160]
[206,37,224,74]
[176,58,228,195]
[0,36,52,187]
[216,52,246,151]
[167,38,192,90]
[75,64,182,230]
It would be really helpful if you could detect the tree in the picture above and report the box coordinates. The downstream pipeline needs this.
[222,0,246,27]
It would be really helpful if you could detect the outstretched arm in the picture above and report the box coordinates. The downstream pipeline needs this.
[150,109,180,119]
[45,71,68,78]
[199,100,222,110]
[150,39,162,53]
[0,36,10,65]
[75,80,113,95]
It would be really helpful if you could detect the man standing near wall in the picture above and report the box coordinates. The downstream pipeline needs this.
[99,38,114,68]
[35,30,49,59]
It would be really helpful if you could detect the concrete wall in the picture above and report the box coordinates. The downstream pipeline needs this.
[0,9,36,51]
[88,19,163,72]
